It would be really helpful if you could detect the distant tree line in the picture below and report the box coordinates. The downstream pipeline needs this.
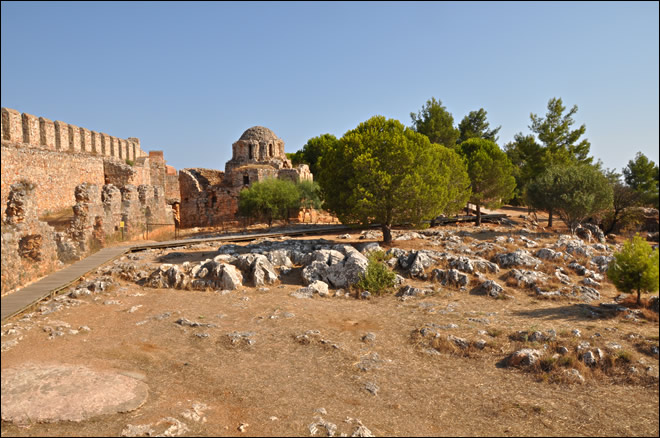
[243,95,658,243]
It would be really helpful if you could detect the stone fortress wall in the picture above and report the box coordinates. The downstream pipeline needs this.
[1,107,180,221]
[1,107,178,294]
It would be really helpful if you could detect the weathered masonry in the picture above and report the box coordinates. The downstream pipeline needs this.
[179,126,313,228]
[1,107,178,294]
[1,107,180,221]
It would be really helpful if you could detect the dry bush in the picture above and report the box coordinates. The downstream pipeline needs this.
[543,275,565,291]
[569,252,591,266]
[514,335,656,385]
[535,262,559,275]
[475,247,500,262]
[634,340,660,358]
[618,295,652,309]
[641,309,659,322]
[468,276,483,288]
[505,276,520,288]
[429,336,463,356]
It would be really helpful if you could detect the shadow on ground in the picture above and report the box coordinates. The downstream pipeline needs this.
[513,303,620,321]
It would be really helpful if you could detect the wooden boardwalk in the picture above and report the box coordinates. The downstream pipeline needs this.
[1,246,131,321]
[1,217,510,322]
[0,225,351,322]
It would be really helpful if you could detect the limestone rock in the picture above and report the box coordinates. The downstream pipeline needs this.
[535,248,563,261]
[431,268,468,288]
[396,285,432,298]
[492,249,541,268]
[506,269,546,289]
[571,285,600,302]
[1,363,148,424]
[508,348,543,367]
[472,280,504,298]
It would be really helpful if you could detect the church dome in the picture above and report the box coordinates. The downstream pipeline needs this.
[239,126,280,143]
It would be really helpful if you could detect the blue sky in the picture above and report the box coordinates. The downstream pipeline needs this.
[2,1,658,174]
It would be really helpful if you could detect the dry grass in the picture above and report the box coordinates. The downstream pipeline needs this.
[1,226,658,437]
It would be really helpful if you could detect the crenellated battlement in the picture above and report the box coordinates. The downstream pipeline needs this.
[1,107,148,160]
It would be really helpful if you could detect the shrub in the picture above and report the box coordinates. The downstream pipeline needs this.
[355,253,397,295]
[607,234,659,306]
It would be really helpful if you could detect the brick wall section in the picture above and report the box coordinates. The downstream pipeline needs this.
[1,142,105,221]
[148,151,166,190]
[179,169,240,228]
[165,174,181,203]
[103,160,151,187]
[22,113,40,146]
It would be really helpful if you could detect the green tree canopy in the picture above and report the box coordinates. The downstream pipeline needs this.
[529,97,592,166]
[457,108,501,144]
[456,138,516,226]
[504,133,544,205]
[238,178,301,228]
[410,97,459,148]
[526,164,613,234]
[297,180,323,211]
[607,234,659,306]
[289,134,339,177]
[623,152,659,207]
[601,169,644,235]
[318,116,471,244]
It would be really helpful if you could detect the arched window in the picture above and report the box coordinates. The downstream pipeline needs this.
[269,143,273,157]
[243,175,249,185]
[249,145,253,160]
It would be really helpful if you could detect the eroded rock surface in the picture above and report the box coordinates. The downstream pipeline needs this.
[1,363,148,424]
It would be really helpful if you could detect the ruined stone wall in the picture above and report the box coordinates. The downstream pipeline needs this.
[103,160,151,187]
[1,108,181,222]
[1,143,106,221]
[148,151,166,190]
[1,107,147,159]
[165,174,181,203]
[225,166,280,188]
[179,169,238,228]
[1,182,62,295]
[179,164,314,229]
[1,180,174,294]
[278,165,313,183]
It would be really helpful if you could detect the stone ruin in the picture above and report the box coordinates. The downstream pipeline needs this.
[1,180,173,294]
[179,126,313,228]
[1,107,181,293]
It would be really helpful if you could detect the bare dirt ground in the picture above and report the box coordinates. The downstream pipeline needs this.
[1,217,658,437]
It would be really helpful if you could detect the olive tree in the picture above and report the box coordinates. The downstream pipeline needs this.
[238,178,301,228]
[526,164,613,234]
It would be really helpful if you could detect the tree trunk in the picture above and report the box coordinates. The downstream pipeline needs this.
[475,204,482,226]
[382,224,392,246]
[548,209,553,228]
[637,287,641,306]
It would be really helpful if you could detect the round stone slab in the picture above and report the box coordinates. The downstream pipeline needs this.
[1,363,149,424]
